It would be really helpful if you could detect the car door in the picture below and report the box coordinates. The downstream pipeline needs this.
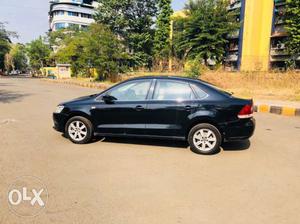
[145,79,198,138]
[91,79,153,135]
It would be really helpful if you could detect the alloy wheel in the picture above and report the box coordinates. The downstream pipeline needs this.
[193,129,217,152]
[68,120,88,142]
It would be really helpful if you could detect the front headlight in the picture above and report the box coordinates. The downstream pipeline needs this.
[55,105,65,114]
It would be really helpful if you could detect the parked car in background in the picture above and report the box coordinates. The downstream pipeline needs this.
[9,70,21,75]
[53,76,255,155]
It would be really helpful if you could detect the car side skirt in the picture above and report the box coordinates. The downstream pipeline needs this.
[94,133,186,141]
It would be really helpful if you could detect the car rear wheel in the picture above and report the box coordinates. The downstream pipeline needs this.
[65,116,93,144]
[188,123,222,155]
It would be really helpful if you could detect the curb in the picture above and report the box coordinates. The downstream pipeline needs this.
[42,79,111,90]
[254,105,300,117]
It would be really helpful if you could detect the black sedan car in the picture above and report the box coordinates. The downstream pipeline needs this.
[53,76,255,155]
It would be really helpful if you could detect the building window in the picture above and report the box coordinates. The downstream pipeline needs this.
[68,11,79,17]
[81,13,92,19]
[81,25,88,30]
[53,10,65,16]
[54,23,66,30]
[68,23,80,29]
[82,0,93,5]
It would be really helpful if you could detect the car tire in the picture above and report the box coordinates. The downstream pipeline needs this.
[188,123,222,155]
[65,116,93,144]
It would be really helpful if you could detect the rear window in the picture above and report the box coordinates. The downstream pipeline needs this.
[191,84,208,99]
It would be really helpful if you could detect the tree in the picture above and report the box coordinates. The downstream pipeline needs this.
[26,37,51,74]
[175,0,239,66]
[94,0,158,68]
[55,23,129,80]
[154,0,173,63]
[0,22,17,73]
[285,0,300,67]
[5,44,28,72]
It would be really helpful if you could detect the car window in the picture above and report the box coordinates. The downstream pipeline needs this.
[153,80,195,101]
[109,80,151,101]
[191,84,208,99]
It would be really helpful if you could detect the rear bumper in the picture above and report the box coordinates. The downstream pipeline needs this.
[223,118,256,142]
[53,113,69,133]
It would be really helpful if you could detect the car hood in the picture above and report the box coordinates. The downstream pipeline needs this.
[62,94,98,105]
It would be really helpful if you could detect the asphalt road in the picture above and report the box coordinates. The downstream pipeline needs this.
[1,77,300,224]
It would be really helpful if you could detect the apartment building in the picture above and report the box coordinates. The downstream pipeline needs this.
[226,0,299,71]
[49,0,99,32]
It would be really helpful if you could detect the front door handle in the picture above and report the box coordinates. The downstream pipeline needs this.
[185,105,192,111]
[135,105,144,111]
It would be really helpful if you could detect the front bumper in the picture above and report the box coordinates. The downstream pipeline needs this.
[53,113,69,133]
[223,118,256,142]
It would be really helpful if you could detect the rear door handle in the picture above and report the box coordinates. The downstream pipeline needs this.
[135,105,144,111]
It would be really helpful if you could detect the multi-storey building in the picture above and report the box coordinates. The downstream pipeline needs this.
[225,0,244,71]
[49,0,99,32]
[270,0,290,70]
[226,0,299,71]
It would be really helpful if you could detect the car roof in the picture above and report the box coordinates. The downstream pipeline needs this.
[127,76,231,98]
[128,76,203,83]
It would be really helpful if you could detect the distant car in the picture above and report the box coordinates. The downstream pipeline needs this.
[10,70,20,75]
[53,76,255,155]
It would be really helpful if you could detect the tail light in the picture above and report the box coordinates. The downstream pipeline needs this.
[238,104,253,119]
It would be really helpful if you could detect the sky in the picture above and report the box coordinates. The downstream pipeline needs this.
[0,0,186,44]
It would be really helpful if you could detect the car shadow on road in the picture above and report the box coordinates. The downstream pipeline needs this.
[0,90,30,104]
[94,137,251,152]
[222,140,251,151]
[96,137,189,149]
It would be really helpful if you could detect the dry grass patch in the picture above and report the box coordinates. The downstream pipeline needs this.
[201,71,300,101]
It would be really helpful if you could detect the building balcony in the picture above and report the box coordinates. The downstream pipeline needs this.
[50,14,94,24]
[272,25,288,37]
[50,0,92,5]
[229,0,241,4]
[228,1,241,11]
[270,55,289,62]
[50,3,95,15]
[275,19,285,25]
[50,0,82,4]
[228,45,239,52]
[50,0,96,9]
[274,0,287,7]
[270,48,289,56]
[225,53,239,62]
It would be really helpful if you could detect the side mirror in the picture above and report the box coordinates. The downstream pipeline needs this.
[102,95,117,104]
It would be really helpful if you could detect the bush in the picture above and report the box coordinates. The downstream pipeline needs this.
[184,60,203,79]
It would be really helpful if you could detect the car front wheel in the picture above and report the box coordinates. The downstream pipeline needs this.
[188,123,222,155]
[65,116,93,144]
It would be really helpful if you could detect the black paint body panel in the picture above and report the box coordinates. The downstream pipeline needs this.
[53,76,255,142]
